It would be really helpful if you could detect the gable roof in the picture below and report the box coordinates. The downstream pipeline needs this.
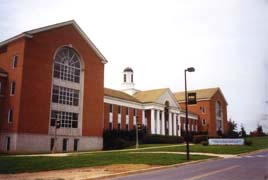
[0,20,108,64]
[174,87,224,102]
[133,88,169,103]
[104,88,140,103]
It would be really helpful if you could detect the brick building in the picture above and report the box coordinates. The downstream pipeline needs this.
[0,20,107,153]
[174,88,228,136]
[103,67,198,136]
[0,20,228,153]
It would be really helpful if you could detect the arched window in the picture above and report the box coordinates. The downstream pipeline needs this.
[53,47,81,83]
[50,46,83,130]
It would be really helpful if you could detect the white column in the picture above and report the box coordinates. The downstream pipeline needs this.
[156,110,161,134]
[142,110,145,125]
[151,109,155,134]
[168,112,172,136]
[173,113,177,136]
[161,111,165,135]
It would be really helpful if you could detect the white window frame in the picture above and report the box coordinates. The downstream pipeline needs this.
[8,108,13,123]
[12,55,18,69]
[10,81,15,96]
[202,119,206,126]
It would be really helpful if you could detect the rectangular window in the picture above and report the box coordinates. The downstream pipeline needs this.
[118,106,121,114]
[134,109,137,116]
[10,81,15,96]
[50,110,78,128]
[202,119,206,126]
[118,123,121,130]
[124,74,126,82]
[63,138,68,152]
[109,104,113,113]
[6,136,10,151]
[50,138,55,151]
[126,107,129,115]
[0,45,8,54]
[52,85,79,106]
[8,109,13,123]
[74,139,79,151]
[109,122,112,130]
[126,124,129,131]
[12,55,18,69]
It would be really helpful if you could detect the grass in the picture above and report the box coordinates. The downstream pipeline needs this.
[0,151,211,174]
[137,136,268,154]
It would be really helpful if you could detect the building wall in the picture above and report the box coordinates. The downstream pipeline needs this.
[0,24,105,153]
[179,91,228,136]
[0,38,26,134]
[17,24,104,137]
[104,102,143,131]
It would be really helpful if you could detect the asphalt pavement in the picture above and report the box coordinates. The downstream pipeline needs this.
[111,151,268,180]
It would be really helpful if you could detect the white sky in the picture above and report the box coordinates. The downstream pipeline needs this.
[0,0,267,132]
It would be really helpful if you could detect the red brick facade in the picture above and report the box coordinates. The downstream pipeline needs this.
[179,90,228,136]
[0,21,106,153]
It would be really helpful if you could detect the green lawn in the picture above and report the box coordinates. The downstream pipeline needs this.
[137,137,268,154]
[0,152,210,174]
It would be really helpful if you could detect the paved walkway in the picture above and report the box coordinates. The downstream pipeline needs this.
[13,144,191,157]
[130,151,237,158]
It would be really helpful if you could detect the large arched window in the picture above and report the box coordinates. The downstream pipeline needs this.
[50,46,83,130]
[53,47,81,83]
[216,101,223,131]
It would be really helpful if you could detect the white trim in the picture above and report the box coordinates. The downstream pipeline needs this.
[0,72,8,77]
[179,113,198,120]
[7,108,13,123]
[10,81,15,96]
[0,20,108,64]
[104,96,142,109]
[0,33,33,47]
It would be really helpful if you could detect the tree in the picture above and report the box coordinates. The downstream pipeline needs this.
[226,119,239,138]
[239,124,247,137]
[256,124,266,136]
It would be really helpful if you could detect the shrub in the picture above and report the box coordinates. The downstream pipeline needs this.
[201,141,209,146]
[103,128,147,150]
[244,139,253,146]
[104,138,134,150]
[193,135,208,144]
[142,135,184,144]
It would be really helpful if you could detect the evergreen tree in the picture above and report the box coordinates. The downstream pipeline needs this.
[226,118,239,138]
[239,124,247,137]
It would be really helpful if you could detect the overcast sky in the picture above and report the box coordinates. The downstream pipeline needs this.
[0,0,267,132]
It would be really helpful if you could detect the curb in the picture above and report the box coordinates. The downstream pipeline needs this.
[237,149,268,157]
[89,157,221,180]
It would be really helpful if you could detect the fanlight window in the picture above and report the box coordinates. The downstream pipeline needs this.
[53,47,81,83]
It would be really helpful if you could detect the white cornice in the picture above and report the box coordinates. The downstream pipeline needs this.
[0,20,108,64]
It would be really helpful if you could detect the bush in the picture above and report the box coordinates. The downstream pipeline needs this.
[142,135,184,144]
[244,139,253,146]
[193,135,208,144]
[201,141,209,146]
[181,130,208,142]
[103,128,147,150]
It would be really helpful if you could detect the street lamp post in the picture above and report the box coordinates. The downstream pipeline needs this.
[184,67,195,160]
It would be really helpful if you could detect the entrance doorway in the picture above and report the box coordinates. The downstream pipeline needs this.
[63,138,68,152]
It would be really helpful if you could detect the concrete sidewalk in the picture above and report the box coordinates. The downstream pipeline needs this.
[13,144,190,157]
[130,151,237,158]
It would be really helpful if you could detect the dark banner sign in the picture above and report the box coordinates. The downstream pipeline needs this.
[188,92,197,105]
